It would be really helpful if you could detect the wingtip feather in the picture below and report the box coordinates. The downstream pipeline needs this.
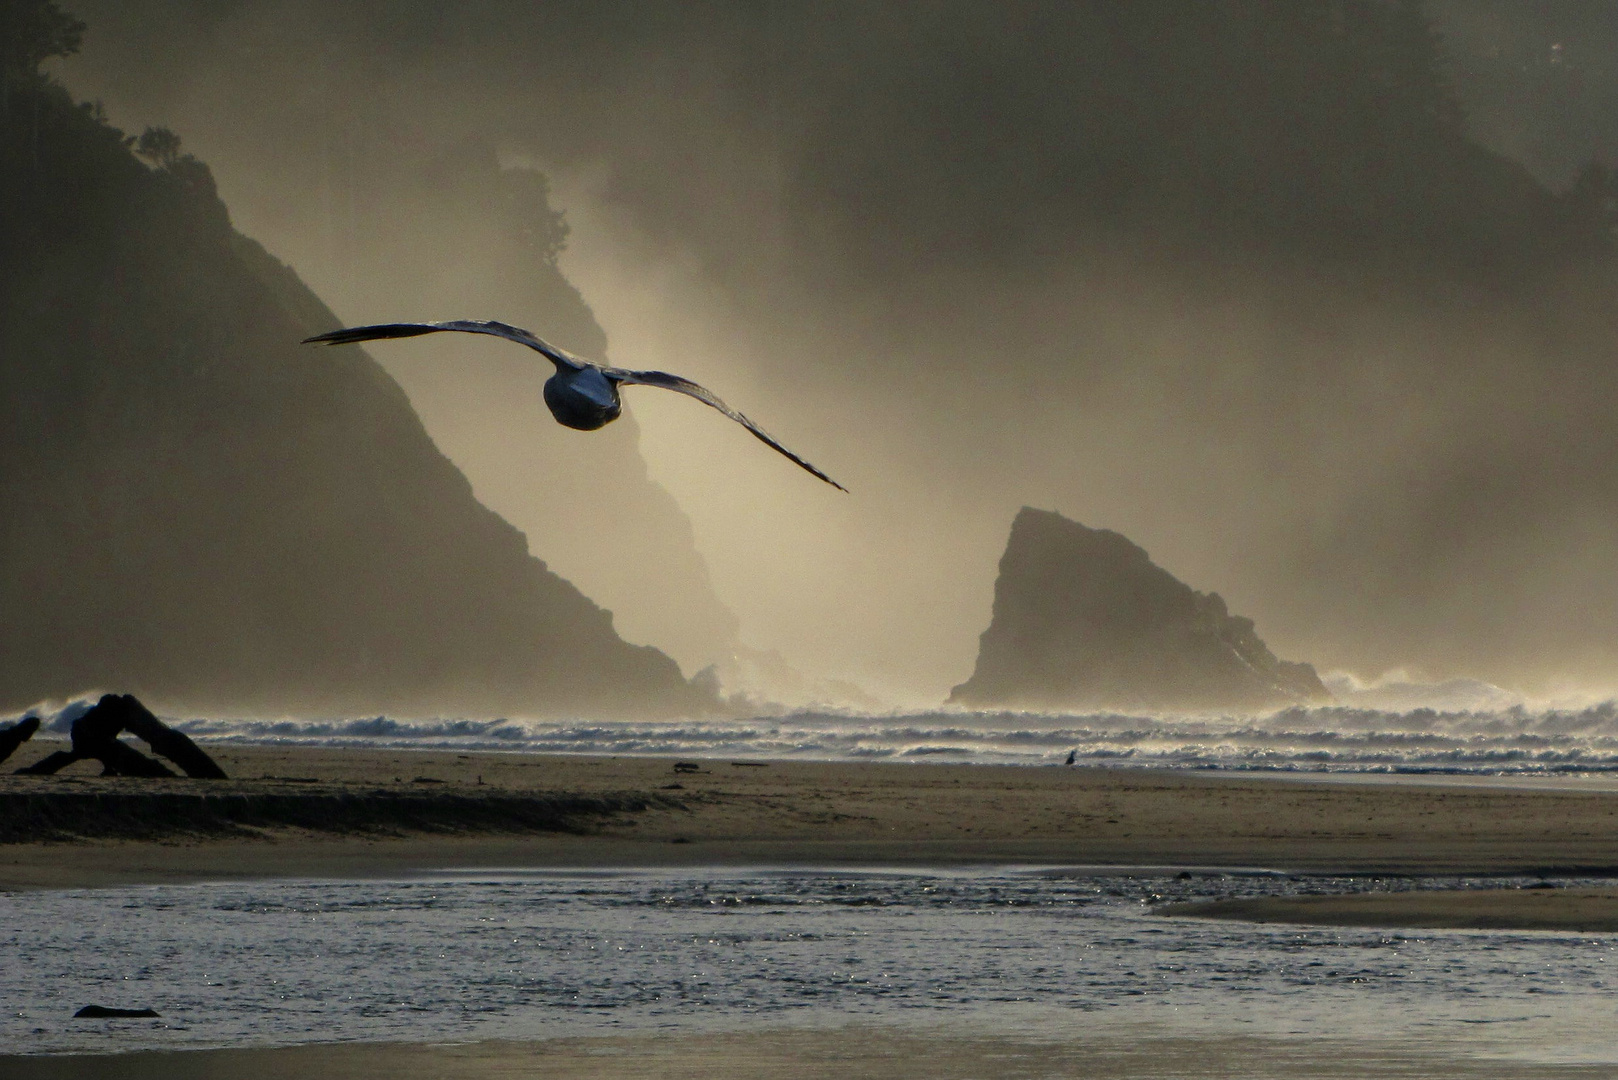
[301,328,368,345]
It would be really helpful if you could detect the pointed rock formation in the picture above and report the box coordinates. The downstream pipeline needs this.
[950,508,1329,713]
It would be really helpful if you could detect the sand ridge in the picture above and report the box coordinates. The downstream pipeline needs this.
[1158,886,1618,931]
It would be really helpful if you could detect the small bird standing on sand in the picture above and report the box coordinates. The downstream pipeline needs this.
[303,319,846,491]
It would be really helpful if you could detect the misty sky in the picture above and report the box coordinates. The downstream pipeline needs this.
[48,1,1618,704]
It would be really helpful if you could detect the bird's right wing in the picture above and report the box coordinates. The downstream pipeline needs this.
[303,320,588,370]
[606,367,847,492]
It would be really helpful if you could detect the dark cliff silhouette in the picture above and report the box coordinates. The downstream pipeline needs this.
[0,8,709,717]
[951,509,1330,714]
[1431,0,1618,190]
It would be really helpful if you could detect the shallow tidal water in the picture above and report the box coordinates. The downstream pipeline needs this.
[4,867,1617,1067]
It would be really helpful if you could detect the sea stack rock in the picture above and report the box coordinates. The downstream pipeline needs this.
[949,508,1329,713]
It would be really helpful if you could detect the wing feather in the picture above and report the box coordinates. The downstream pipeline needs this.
[303,320,587,370]
[606,367,847,492]
[304,322,845,490]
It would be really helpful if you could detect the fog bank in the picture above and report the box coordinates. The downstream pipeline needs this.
[55,1,1618,700]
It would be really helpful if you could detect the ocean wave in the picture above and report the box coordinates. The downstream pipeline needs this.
[17,697,1618,774]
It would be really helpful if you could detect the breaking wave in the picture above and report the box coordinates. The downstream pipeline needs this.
[19,693,1618,775]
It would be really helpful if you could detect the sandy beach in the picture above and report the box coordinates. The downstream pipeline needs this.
[4,738,1618,893]
[5,1025,1608,1080]
[1158,885,1618,930]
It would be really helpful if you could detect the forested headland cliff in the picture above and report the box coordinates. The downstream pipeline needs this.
[0,5,711,718]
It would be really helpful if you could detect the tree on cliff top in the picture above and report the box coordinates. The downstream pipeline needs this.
[134,125,182,169]
[1,0,84,84]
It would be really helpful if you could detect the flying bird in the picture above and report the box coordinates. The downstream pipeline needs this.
[302,319,846,491]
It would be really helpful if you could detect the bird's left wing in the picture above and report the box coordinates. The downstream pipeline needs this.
[303,320,588,370]
[606,368,847,492]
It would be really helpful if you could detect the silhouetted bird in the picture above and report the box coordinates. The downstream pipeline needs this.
[303,320,846,491]
[1065,750,1077,766]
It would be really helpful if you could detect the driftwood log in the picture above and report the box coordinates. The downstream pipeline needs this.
[16,694,226,779]
[0,716,39,767]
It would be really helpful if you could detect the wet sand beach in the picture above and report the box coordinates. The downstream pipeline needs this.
[5,1026,1611,1080]
[1158,885,1618,930]
[4,739,1618,894]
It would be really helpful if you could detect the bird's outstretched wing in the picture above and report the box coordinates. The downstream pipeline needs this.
[303,320,587,370]
[606,367,847,492]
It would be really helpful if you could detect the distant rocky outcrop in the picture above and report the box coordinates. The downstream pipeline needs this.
[0,45,709,718]
[950,508,1329,713]
[694,644,887,712]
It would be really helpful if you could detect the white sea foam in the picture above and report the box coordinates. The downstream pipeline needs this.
[17,692,1618,774]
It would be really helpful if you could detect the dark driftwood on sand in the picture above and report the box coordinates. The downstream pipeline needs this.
[0,717,39,767]
[16,695,226,779]
[0,789,680,843]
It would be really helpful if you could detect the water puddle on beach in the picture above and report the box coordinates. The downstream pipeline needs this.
[3,868,1617,1068]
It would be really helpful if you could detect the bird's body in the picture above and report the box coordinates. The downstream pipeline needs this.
[543,364,621,431]
[303,319,844,490]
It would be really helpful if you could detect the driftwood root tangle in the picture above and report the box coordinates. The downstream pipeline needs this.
[15,694,226,779]
[0,716,39,768]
